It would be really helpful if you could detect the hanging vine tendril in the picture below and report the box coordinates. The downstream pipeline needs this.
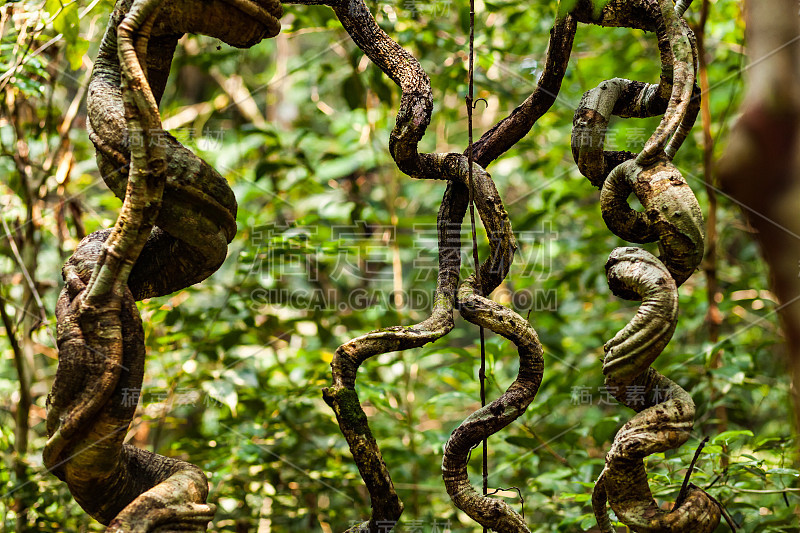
[570,1,721,531]
[44,0,723,531]
[590,248,721,532]
[44,0,280,529]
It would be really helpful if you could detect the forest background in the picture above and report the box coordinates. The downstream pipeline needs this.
[1,0,797,531]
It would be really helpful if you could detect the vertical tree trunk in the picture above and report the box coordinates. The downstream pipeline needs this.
[718,0,800,431]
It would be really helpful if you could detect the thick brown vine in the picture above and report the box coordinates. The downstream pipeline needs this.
[44,0,280,529]
[570,1,721,531]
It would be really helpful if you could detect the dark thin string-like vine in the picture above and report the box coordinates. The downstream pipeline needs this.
[465,0,488,525]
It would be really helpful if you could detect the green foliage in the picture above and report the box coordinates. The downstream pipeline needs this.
[1,0,798,532]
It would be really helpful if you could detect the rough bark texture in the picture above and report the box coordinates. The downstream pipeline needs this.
[600,157,705,285]
[44,0,281,529]
[568,2,719,531]
[318,0,554,529]
[309,0,717,531]
[591,248,720,532]
[442,276,543,533]
[571,0,704,287]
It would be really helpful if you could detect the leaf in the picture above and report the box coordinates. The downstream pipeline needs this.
[559,492,592,502]
[702,444,724,454]
[369,65,394,105]
[222,367,259,389]
[343,73,366,110]
[766,468,800,477]
[558,0,579,16]
[712,430,754,445]
[505,436,539,448]
[203,379,238,416]
[592,416,621,445]
[50,0,79,45]
[427,391,470,405]
[65,36,88,70]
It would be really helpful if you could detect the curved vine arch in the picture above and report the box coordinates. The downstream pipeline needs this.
[44,0,720,531]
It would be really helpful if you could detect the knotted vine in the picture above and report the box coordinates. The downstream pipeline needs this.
[44,0,280,529]
[571,1,721,531]
[44,0,721,531]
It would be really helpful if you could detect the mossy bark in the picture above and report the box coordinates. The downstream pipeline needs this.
[45,0,281,529]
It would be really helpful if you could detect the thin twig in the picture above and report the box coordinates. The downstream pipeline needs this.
[673,436,709,510]
[464,0,489,516]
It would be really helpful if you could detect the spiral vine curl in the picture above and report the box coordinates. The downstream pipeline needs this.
[44,0,280,528]
[44,0,720,531]
[570,1,722,531]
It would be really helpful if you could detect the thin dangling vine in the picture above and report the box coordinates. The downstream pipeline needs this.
[464,0,490,518]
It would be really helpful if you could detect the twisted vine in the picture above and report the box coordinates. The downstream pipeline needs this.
[570,1,721,531]
[310,0,579,530]
[571,0,704,285]
[43,0,723,531]
[590,248,721,532]
[44,0,280,529]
